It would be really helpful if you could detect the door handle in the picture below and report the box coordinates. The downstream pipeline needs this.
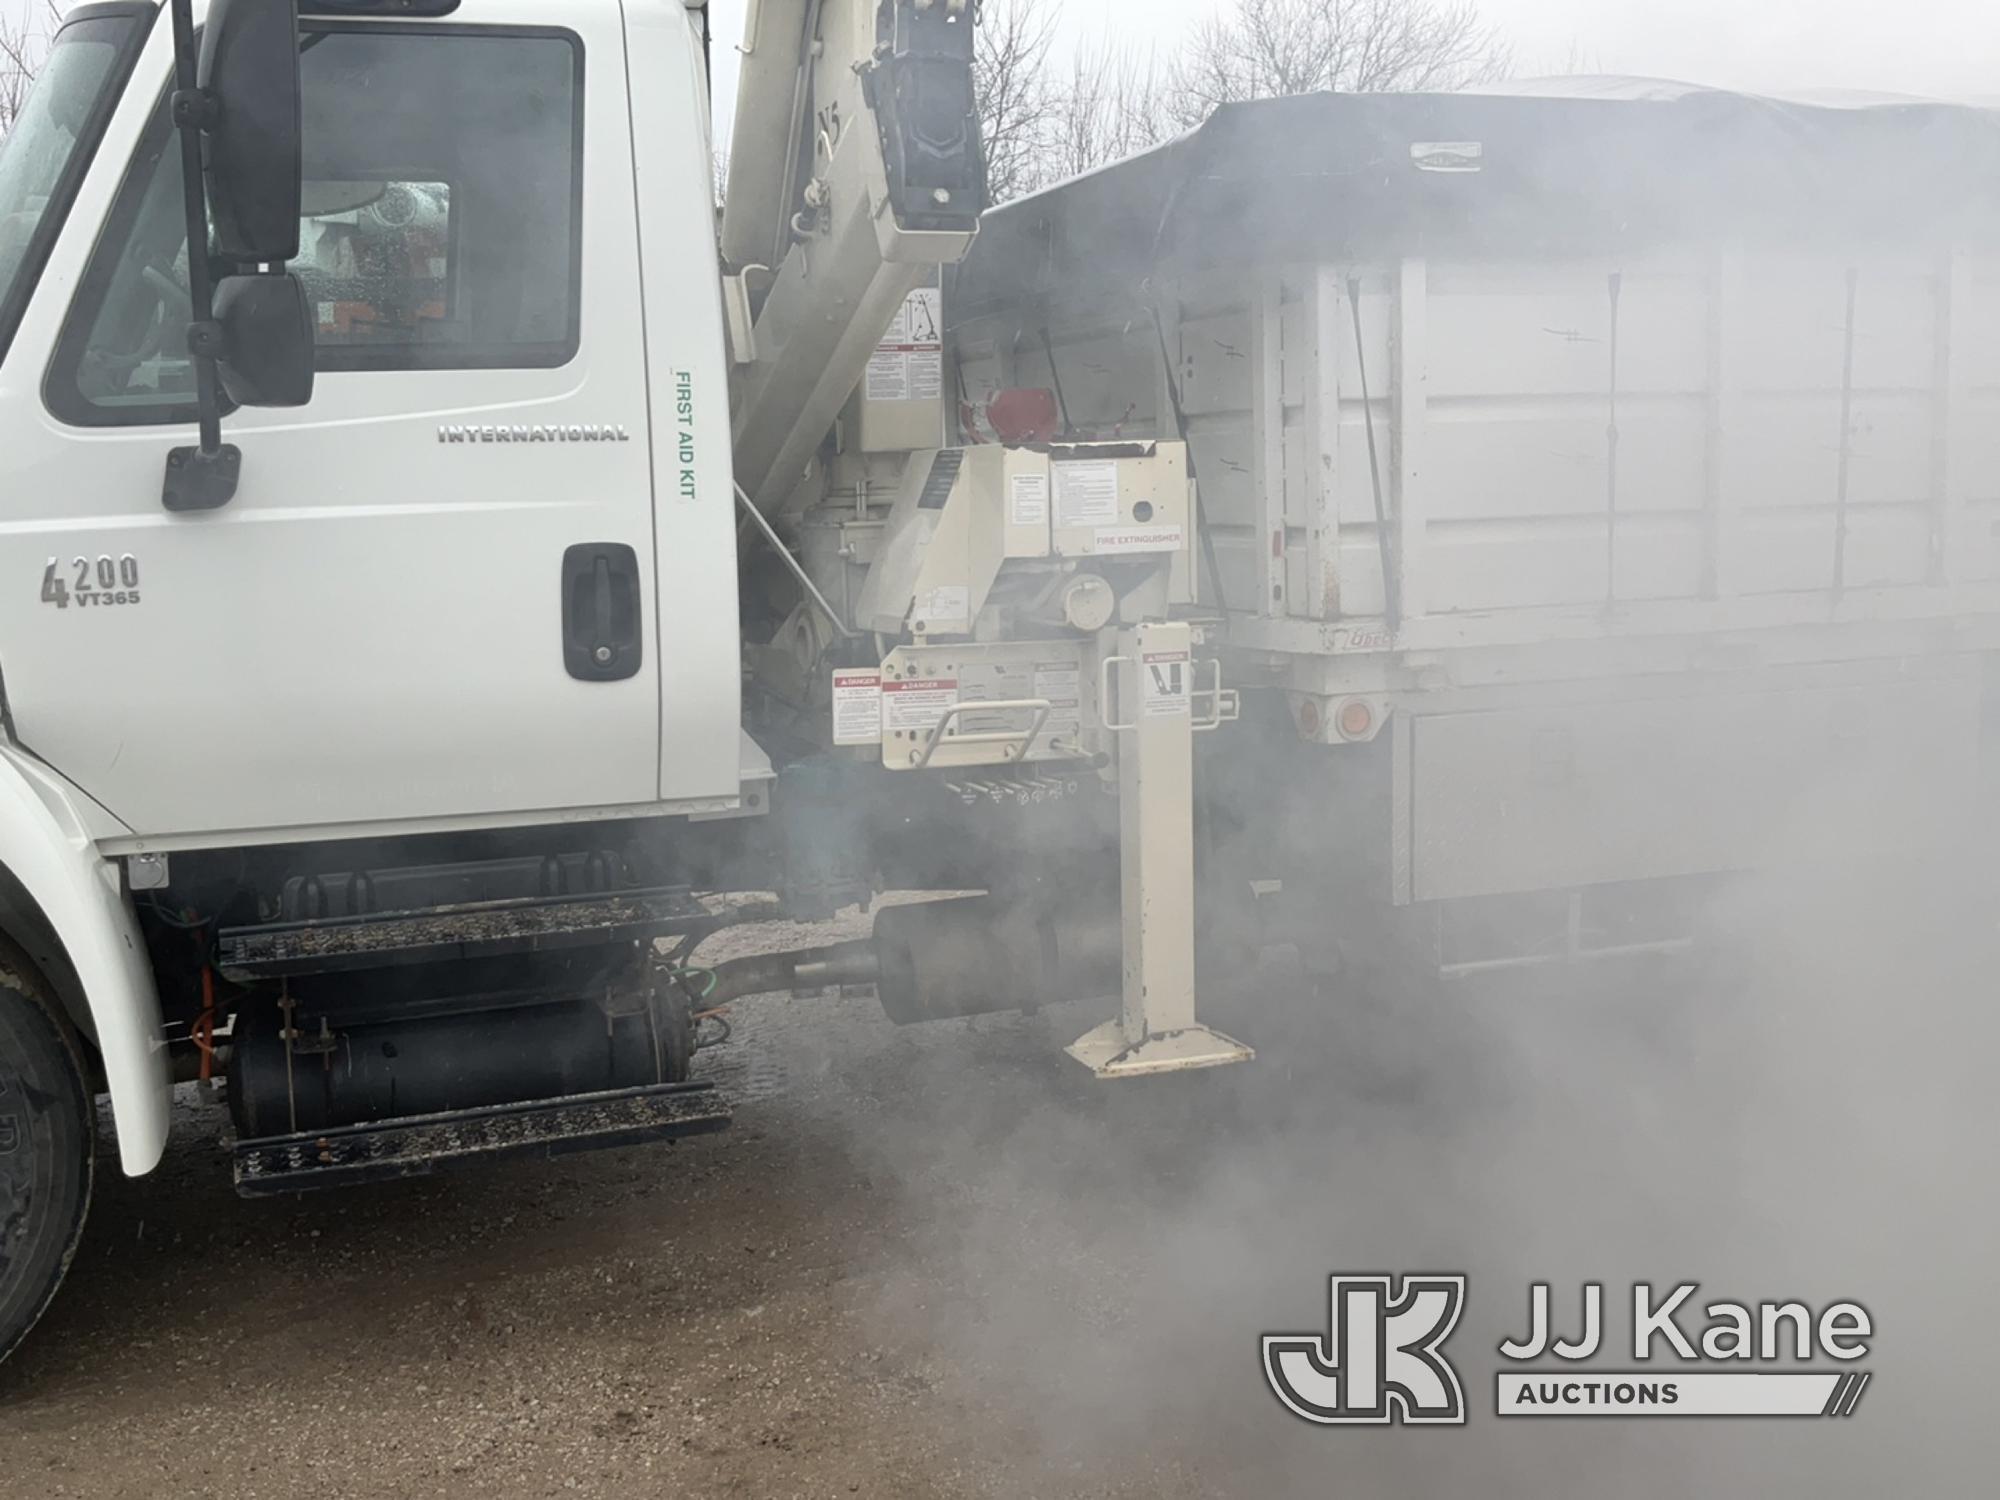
[561,543,643,682]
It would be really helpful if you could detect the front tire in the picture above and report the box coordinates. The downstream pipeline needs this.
[0,971,94,1366]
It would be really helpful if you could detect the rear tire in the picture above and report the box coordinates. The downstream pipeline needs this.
[0,971,94,1366]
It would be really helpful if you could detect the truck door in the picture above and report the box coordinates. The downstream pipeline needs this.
[0,14,663,839]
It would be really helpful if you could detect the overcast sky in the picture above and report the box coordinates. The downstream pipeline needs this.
[10,2,1997,115]
[705,0,2000,132]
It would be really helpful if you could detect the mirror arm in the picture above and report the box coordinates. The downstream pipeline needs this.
[161,0,240,513]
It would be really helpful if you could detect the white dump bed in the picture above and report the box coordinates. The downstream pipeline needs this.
[952,85,2000,673]
[1173,247,1998,624]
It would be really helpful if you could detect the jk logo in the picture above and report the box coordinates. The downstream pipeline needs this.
[1263,1274,1468,1425]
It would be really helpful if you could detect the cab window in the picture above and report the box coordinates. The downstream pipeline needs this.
[47,24,583,427]
[0,6,150,369]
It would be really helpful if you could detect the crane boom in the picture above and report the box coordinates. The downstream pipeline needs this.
[719,0,984,518]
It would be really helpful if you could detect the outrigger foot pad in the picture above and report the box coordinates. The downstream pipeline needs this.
[1066,1021,1254,1079]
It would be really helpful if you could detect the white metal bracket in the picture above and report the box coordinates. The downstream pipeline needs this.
[912,698,1053,769]
[1192,657,1241,733]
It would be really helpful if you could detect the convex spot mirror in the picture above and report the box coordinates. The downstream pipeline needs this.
[199,0,303,263]
[212,273,315,408]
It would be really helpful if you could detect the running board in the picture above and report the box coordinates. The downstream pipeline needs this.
[217,886,710,979]
[231,1081,731,1196]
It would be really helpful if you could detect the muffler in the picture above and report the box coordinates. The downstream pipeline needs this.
[872,894,1118,1024]
[695,893,1121,1026]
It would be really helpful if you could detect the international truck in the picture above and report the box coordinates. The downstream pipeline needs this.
[1,0,1992,1363]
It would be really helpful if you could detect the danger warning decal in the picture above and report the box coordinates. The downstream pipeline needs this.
[882,677,959,735]
[1141,650,1191,718]
[832,670,883,746]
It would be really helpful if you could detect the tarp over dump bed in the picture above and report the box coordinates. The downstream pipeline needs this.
[954,80,2000,313]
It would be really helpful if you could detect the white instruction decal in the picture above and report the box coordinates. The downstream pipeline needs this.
[831,670,883,746]
[1009,471,1050,528]
[1141,650,1192,719]
[1093,524,1184,555]
[865,350,910,402]
[882,677,959,735]
[865,286,945,403]
[957,662,1029,737]
[950,658,1083,748]
[1034,661,1082,742]
[914,584,971,628]
[1054,460,1120,528]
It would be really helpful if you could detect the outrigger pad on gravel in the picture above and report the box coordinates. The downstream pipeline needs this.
[231,1081,731,1196]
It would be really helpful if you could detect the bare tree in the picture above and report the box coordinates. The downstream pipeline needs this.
[1171,0,1513,126]
[977,3,1179,203]
[0,1,63,139]
[0,22,35,139]
[973,0,1514,200]
[1533,37,1603,79]
[973,0,1061,205]
[1046,35,1176,185]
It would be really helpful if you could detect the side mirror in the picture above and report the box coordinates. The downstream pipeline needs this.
[160,0,303,511]
[198,0,302,263]
[212,274,315,408]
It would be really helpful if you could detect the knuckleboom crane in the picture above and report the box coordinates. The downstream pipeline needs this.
[714,0,1251,1077]
[723,0,981,517]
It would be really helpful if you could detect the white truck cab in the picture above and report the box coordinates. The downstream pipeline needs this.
[1,0,741,841]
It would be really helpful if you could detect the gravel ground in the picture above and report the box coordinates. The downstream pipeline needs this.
[1,881,1996,1498]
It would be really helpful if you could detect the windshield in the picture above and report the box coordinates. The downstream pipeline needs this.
[0,10,149,368]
